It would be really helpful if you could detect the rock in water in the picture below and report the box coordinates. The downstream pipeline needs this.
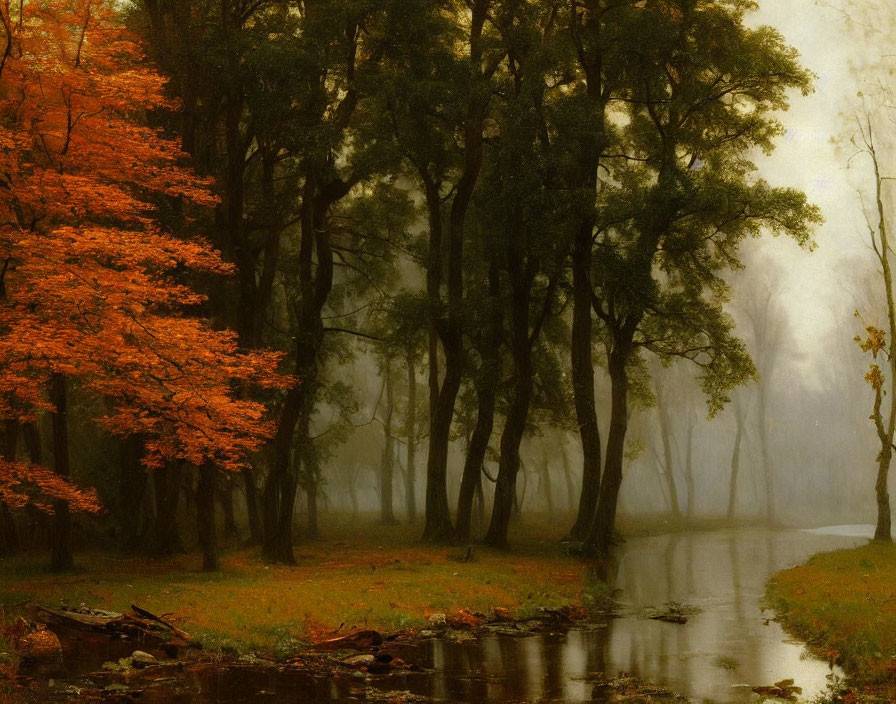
[130,650,158,668]
[427,613,447,628]
[341,654,376,668]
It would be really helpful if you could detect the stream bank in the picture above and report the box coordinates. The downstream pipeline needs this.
[766,528,896,703]
[2,526,873,702]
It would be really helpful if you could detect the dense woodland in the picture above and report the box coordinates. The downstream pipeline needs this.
[4,0,893,576]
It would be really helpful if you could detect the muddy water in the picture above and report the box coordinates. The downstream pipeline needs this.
[33,527,869,703]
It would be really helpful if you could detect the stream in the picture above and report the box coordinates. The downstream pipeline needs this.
[26,526,871,703]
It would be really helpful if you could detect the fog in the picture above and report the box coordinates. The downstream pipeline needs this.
[284,0,896,535]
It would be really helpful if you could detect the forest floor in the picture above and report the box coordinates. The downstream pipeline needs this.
[766,541,896,702]
[0,517,598,659]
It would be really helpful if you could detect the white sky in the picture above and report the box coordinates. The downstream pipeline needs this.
[745,0,883,354]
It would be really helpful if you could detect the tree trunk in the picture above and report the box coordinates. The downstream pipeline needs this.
[405,352,417,522]
[456,259,500,544]
[484,270,533,549]
[870,121,896,542]
[257,148,304,561]
[49,373,74,572]
[22,422,46,550]
[422,3,491,543]
[583,345,630,558]
[422,365,459,543]
[242,467,261,544]
[220,481,237,538]
[569,221,602,540]
[726,404,744,522]
[513,467,525,518]
[472,473,485,539]
[196,462,218,571]
[262,387,301,562]
[118,436,147,550]
[876,447,892,542]
[151,463,184,555]
[567,0,608,542]
[0,421,19,554]
[420,168,458,544]
[456,384,497,544]
[380,360,397,524]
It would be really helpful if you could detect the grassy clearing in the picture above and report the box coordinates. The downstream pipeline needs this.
[0,517,589,658]
[766,541,896,691]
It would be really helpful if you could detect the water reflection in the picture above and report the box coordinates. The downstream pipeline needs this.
[396,528,865,703]
[39,528,869,703]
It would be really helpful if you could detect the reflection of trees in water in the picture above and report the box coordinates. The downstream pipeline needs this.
[727,531,762,690]
[541,634,565,700]
[430,639,448,701]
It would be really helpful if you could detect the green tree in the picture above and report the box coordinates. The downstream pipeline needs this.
[581,0,820,557]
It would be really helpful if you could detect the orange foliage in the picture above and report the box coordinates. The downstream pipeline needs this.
[0,1,289,511]
[856,325,887,359]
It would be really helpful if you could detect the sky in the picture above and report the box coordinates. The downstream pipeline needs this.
[744,0,885,367]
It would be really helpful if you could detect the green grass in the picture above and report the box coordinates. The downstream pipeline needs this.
[766,541,896,694]
[0,518,587,659]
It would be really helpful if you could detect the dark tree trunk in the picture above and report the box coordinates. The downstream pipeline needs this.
[242,467,261,544]
[296,407,319,540]
[1,421,19,553]
[566,0,609,543]
[876,449,892,542]
[22,422,41,464]
[456,259,500,544]
[485,268,534,549]
[380,361,397,525]
[196,462,218,571]
[405,352,417,522]
[583,345,631,558]
[422,362,460,543]
[220,481,237,538]
[456,385,497,544]
[569,222,602,541]
[472,473,485,539]
[49,373,74,572]
[151,463,184,555]
[21,422,46,550]
[420,169,457,544]
[118,436,147,550]
[422,4,492,543]
[262,166,338,562]
[262,383,302,562]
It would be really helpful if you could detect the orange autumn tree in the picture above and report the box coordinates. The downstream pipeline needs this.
[0,0,287,570]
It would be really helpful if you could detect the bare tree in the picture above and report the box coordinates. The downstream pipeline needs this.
[852,102,896,542]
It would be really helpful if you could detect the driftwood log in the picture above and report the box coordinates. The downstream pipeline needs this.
[34,604,191,655]
[316,629,383,650]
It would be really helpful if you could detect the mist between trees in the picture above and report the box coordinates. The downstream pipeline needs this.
[0,0,891,572]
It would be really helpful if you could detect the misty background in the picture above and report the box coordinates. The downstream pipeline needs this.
[256,0,894,531]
